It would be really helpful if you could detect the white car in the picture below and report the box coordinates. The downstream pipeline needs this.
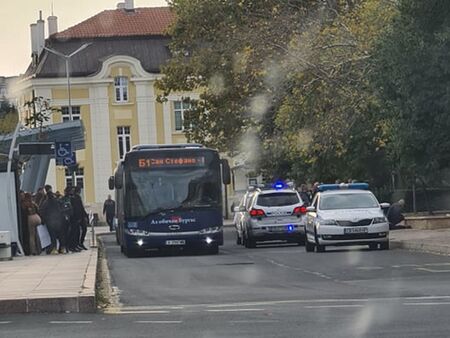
[305,183,390,252]
[240,185,307,248]
[233,190,256,245]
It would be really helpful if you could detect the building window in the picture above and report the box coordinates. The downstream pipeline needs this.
[173,101,191,131]
[61,106,81,122]
[117,126,131,159]
[65,167,84,189]
[114,76,128,102]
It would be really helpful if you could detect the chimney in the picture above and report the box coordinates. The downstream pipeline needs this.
[36,11,45,56]
[30,23,38,56]
[124,0,134,11]
[117,2,125,9]
[48,15,58,36]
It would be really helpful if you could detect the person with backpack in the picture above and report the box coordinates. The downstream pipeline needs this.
[40,188,67,254]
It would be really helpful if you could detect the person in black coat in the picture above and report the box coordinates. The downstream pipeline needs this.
[39,191,67,254]
[103,195,116,232]
[387,199,405,229]
[72,186,89,250]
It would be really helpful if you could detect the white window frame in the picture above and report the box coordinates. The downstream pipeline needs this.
[117,126,131,159]
[114,76,129,103]
[61,106,81,122]
[173,100,191,131]
[65,167,84,189]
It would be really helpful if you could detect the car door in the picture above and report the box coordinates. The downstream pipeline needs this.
[306,194,319,235]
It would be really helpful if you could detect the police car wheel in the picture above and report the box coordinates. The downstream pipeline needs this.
[316,245,326,253]
[380,241,390,250]
[368,243,378,250]
[305,239,315,252]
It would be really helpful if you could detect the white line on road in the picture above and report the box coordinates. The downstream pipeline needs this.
[404,302,450,306]
[304,305,364,309]
[107,310,172,315]
[415,268,450,273]
[229,320,279,324]
[49,321,93,324]
[0,321,11,324]
[206,308,265,313]
[134,321,183,324]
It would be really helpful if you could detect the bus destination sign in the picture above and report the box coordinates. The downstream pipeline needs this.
[137,156,206,169]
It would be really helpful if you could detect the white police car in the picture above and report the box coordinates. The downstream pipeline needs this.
[240,182,307,248]
[305,183,390,252]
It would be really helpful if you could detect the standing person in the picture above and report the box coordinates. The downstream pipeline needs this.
[103,195,116,232]
[61,186,78,252]
[34,187,46,208]
[72,186,89,250]
[40,190,67,254]
[19,191,30,255]
[22,193,41,255]
[299,184,311,206]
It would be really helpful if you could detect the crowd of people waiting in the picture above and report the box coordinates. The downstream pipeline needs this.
[19,184,89,255]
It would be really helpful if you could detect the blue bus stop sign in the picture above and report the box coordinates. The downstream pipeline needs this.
[55,142,74,166]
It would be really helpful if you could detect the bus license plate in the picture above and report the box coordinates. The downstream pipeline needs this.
[344,227,368,234]
[165,240,185,246]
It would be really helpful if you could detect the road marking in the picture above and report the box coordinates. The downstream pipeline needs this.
[404,302,450,306]
[415,267,450,273]
[304,305,364,309]
[134,321,182,324]
[49,321,93,324]
[206,308,265,312]
[356,266,384,271]
[230,320,279,324]
[0,321,11,324]
[105,310,171,315]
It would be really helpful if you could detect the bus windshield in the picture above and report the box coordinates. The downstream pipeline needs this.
[125,167,221,219]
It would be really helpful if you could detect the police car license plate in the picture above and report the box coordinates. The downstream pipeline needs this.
[165,240,185,246]
[344,227,368,234]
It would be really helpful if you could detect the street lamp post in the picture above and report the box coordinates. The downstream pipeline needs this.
[44,43,91,120]
[44,43,91,186]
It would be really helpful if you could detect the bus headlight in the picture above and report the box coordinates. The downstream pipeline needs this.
[137,239,144,246]
[200,226,221,234]
[205,237,214,244]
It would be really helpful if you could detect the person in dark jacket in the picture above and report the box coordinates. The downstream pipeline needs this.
[298,184,311,206]
[103,195,116,232]
[72,186,89,250]
[39,190,67,254]
[387,199,405,229]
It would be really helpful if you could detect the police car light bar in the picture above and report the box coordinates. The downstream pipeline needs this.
[318,183,369,192]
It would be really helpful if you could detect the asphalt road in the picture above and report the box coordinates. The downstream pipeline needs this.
[2,228,450,338]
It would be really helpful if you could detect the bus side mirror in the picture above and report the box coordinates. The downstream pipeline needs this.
[221,159,231,185]
[114,165,124,189]
[108,176,115,190]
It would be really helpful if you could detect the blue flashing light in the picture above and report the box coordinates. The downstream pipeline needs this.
[273,180,286,190]
[287,224,294,232]
[318,183,369,192]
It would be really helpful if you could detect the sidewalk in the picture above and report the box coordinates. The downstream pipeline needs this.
[390,228,450,255]
[0,226,110,314]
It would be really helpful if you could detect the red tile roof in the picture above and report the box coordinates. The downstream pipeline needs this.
[53,7,175,39]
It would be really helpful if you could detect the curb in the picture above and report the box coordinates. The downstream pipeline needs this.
[391,240,450,256]
[0,248,98,314]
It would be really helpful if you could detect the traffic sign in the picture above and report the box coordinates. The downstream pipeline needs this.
[55,142,75,166]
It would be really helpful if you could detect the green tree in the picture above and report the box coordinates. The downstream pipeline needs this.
[0,100,18,134]
[372,0,450,185]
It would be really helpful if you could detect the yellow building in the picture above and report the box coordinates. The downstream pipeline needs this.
[18,4,198,212]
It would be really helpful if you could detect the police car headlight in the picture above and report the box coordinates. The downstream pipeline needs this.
[373,217,388,224]
[318,219,338,226]
[200,226,221,234]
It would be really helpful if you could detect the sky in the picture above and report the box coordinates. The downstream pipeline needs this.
[0,0,168,77]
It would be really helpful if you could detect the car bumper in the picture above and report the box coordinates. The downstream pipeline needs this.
[315,223,389,246]
[249,224,305,242]
[124,229,224,250]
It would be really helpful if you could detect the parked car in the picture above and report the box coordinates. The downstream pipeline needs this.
[305,183,390,252]
[240,184,307,248]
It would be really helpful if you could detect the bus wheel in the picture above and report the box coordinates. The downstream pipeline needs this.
[207,244,219,255]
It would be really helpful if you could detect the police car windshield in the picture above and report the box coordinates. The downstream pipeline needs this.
[257,192,300,207]
[320,193,379,210]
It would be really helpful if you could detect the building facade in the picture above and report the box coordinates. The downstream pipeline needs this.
[17,4,196,211]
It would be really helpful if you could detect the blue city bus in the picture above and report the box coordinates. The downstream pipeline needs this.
[109,144,231,257]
